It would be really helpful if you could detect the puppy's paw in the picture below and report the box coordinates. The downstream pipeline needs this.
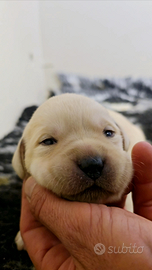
[15,231,25,250]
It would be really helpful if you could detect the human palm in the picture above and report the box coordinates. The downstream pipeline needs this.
[20,142,152,270]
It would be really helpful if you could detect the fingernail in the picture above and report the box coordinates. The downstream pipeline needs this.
[25,177,37,201]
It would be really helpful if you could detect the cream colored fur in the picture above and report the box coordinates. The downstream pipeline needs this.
[12,93,145,250]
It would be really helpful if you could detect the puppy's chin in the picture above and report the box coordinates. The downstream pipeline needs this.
[61,185,123,204]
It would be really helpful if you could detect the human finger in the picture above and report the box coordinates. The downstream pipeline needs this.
[132,141,152,220]
[20,180,71,270]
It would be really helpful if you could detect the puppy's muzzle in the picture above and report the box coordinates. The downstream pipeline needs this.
[77,156,104,180]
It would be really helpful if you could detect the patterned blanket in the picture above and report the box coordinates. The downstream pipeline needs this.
[0,74,152,269]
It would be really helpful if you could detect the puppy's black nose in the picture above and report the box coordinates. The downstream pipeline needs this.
[78,156,104,180]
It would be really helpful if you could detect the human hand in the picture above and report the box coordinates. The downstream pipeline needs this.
[20,142,152,270]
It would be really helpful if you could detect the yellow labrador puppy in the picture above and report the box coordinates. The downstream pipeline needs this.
[13,93,145,250]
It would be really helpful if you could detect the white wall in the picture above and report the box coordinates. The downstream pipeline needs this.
[39,1,152,78]
[0,1,46,139]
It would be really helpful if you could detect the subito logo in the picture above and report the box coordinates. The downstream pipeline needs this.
[94,243,106,255]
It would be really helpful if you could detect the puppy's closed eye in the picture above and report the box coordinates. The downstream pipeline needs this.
[40,137,57,146]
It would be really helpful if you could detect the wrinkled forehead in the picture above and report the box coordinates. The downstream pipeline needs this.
[25,95,117,139]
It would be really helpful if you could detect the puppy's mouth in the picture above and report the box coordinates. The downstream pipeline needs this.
[61,184,116,204]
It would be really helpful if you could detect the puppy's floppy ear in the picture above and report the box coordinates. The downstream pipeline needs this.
[12,139,27,179]
[117,124,130,151]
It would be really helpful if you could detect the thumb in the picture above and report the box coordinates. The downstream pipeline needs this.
[132,141,152,220]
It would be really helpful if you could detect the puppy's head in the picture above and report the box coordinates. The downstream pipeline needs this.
[12,94,132,203]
